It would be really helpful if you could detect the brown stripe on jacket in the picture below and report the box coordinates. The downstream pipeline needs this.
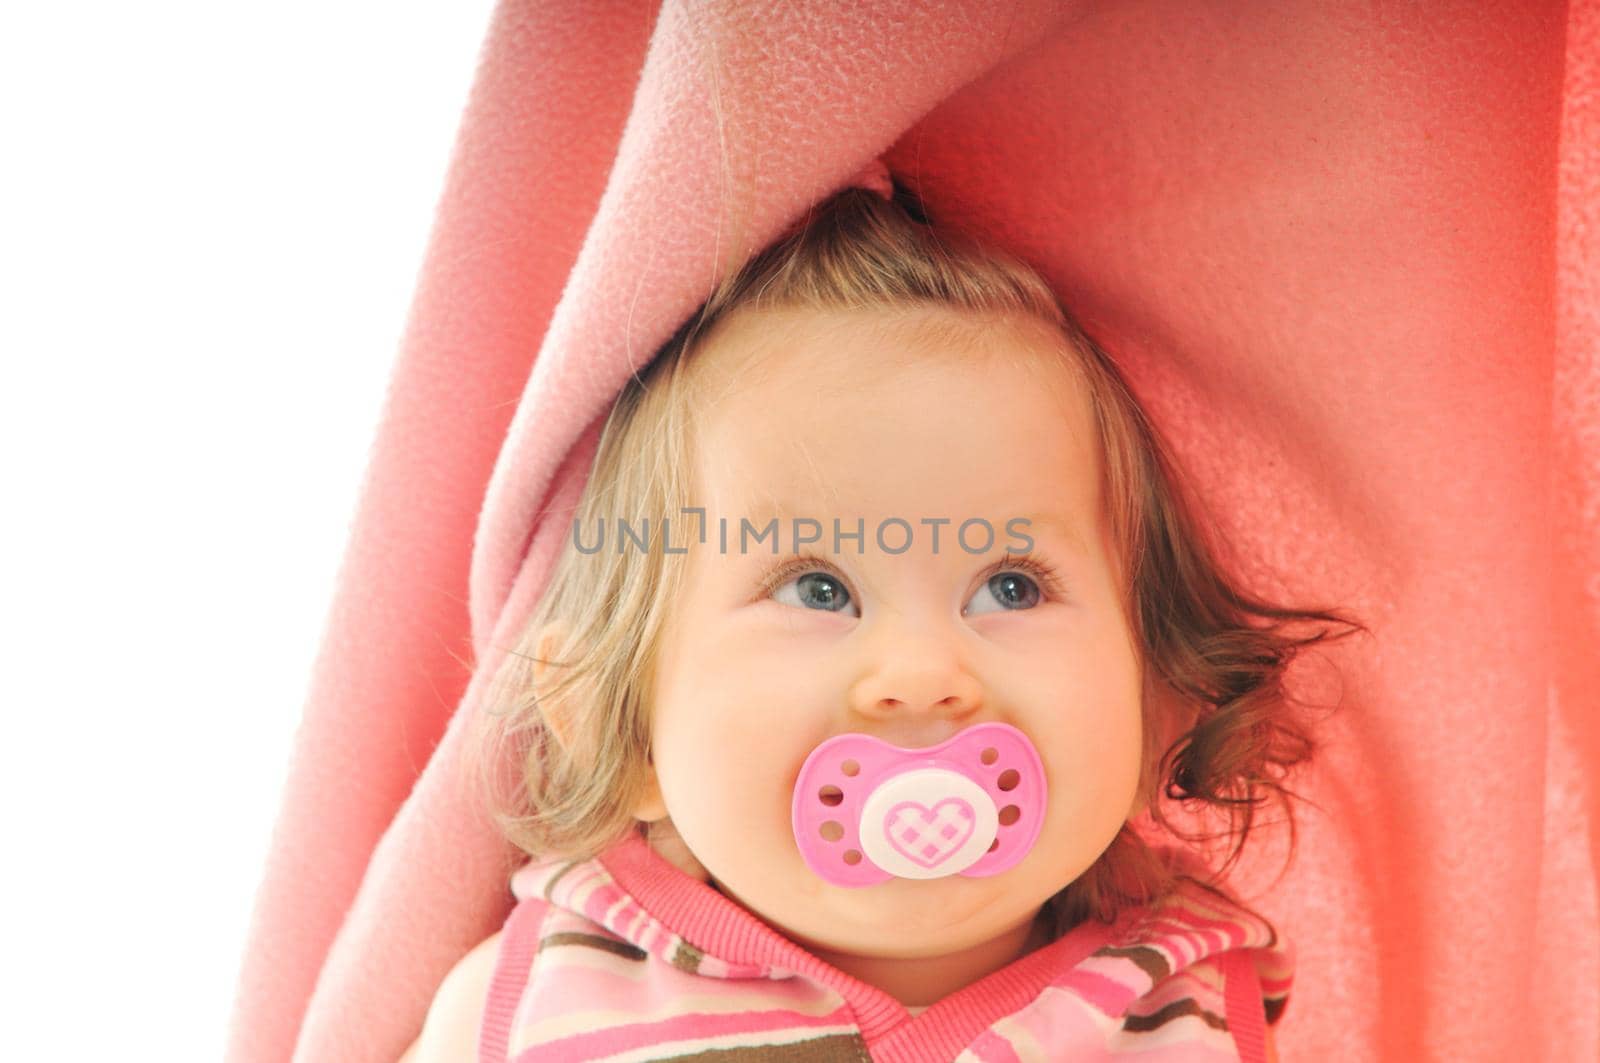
[666,1032,872,1062]
[1123,996,1229,1034]
[1093,943,1172,984]
[537,930,648,962]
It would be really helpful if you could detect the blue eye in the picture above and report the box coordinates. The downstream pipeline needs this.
[970,571,1041,613]
[766,558,859,616]
[963,554,1063,616]
[761,551,1063,618]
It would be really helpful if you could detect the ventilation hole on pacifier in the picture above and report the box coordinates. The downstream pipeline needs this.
[997,768,1020,792]
[980,747,999,765]
[843,849,863,865]
[987,838,999,853]
[998,804,1021,826]
[840,759,860,777]
[819,820,844,842]
[818,784,844,807]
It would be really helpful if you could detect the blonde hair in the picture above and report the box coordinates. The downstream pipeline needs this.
[468,181,1366,929]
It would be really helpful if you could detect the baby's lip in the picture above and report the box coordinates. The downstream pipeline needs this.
[862,720,978,751]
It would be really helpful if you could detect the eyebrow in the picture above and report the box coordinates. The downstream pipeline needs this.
[733,506,1089,557]
[1008,513,1089,557]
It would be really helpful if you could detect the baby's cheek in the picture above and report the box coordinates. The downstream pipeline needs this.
[1043,715,1140,810]
[665,718,796,837]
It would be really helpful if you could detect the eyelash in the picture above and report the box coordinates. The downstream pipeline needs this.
[758,551,1067,602]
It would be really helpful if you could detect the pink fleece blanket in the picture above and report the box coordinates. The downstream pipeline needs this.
[226,2,1600,1059]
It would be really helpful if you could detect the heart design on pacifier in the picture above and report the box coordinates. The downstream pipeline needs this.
[885,798,977,868]
[791,721,1047,888]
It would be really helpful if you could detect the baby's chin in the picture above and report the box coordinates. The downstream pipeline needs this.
[782,888,1042,961]
[737,866,1040,954]
[841,869,1023,916]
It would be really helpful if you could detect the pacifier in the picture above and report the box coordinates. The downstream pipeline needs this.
[790,721,1047,887]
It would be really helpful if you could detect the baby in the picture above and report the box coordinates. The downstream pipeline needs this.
[401,171,1363,1062]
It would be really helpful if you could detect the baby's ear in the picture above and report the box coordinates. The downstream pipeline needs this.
[535,620,666,823]
[531,620,583,756]
[533,619,676,853]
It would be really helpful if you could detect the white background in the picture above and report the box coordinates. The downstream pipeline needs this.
[0,3,498,1056]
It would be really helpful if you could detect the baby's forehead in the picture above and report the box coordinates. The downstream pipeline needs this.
[688,303,1083,398]
[684,317,1103,518]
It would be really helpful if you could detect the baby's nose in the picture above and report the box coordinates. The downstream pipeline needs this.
[847,628,984,739]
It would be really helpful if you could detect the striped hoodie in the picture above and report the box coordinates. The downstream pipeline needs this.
[479,830,1290,1062]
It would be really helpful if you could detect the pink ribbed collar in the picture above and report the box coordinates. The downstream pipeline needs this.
[596,831,1133,1058]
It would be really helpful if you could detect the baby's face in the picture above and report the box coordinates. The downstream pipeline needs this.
[644,305,1146,964]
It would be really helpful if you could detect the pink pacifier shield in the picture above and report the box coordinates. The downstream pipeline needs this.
[791,721,1047,888]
